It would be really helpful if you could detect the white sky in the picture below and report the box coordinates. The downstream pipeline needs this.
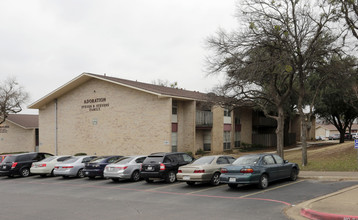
[0,0,239,114]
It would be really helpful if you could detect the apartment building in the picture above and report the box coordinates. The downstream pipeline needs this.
[0,114,39,153]
[29,73,300,156]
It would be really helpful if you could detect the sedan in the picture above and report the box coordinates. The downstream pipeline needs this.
[83,155,122,179]
[31,155,72,177]
[177,155,235,186]
[104,155,146,182]
[220,153,299,189]
[53,156,97,178]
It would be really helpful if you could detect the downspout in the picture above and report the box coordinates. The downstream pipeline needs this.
[55,99,58,156]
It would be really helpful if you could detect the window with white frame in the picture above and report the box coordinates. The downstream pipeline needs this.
[223,131,231,150]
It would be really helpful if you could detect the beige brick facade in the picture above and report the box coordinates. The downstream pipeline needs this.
[39,78,172,155]
[0,120,36,153]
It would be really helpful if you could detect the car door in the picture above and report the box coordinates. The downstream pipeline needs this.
[272,154,291,179]
[261,155,280,181]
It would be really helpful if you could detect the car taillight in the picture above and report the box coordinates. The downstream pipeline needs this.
[63,166,74,169]
[39,164,47,167]
[54,166,59,169]
[115,166,128,170]
[160,163,165,171]
[194,169,205,173]
[240,168,254,173]
[178,170,182,173]
[11,162,18,168]
[221,168,228,173]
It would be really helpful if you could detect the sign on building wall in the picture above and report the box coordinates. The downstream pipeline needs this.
[0,125,9,133]
[81,97,110,112]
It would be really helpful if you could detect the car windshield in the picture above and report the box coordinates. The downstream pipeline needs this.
[2,156,16,163]
[232,155,261,165]
[89,157,107,163]
[191,156,215,165]
[63,158,80,163]
[40,156,56,162]
[114,157,133,164]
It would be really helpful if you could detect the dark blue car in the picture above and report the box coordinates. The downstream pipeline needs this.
[83,155,123,179]
[220,153,299,189]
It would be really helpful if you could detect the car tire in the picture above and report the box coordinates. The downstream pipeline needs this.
[145,178,154,183]
[50,169,55,177]
[130,170,141,182]
[111,178,120,183]
[258,174,269,189]
[77,169,84,178]
[210,172,221,186]
[228,183,238,189]
[289,168,298,181]
[186,181,196,186]
[165,171,176,183]
[20,168,30,177]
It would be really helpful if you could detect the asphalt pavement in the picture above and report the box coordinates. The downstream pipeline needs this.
[286,171,358,220]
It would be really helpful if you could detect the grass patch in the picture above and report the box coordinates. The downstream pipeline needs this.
[285,141,358,171]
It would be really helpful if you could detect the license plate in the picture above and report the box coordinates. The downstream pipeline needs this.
[183,176,190,180]
[2,166,6,169]
[146,166,153,171]
[229,177,236,182]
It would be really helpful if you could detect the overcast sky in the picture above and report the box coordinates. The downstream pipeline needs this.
[0,0,239,114]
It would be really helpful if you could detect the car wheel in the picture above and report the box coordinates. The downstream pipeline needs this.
[289,168,298,181]
[210,172,221,186]
[186,181,196,186]
[165,171,176,183]
[111,178,120,183]
[77,169,84,178]
[258,174,269,189]
[130,170,141,182]
[20,168,30,177]
[145,178,154,183]
[50,169,55,177]
[228,183,238,189]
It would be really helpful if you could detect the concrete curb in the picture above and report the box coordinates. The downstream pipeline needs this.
[285,184,358,220]
[300,208,358,220]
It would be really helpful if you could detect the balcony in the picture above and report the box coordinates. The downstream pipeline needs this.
[253,116,277,127]
[196,111,213,128]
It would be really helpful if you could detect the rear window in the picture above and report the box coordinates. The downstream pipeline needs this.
[89,157,107,163]
[57,156,73,162]
[191,156,215,165]
[41,157,56,162]
[2,156,16,163]
[233,155,261,166]
[63,158,80,163]
[143,156,164,164]
[114,157,134,164]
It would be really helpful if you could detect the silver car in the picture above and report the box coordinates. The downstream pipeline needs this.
[104,155,146,182]
[53,156,97,178]
[31,155,72,177]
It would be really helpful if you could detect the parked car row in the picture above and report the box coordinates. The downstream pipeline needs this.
[0,152,300,189]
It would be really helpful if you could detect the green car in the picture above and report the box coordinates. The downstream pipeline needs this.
[220,153,299,189]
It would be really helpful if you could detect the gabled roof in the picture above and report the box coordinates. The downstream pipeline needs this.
[29,72,208,109]
[5,114,38,129]
[316,123,358,131]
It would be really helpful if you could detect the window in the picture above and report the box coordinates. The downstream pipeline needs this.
[135,157,146,164]
[262,156,275,165]
[203,131,211,151]
[171,132,178,152]
[273,155,284,164]
[235,131,241,148]
[223,131,231,150]
[227,157,236,163]
[224,108,231,117]
[172,101,178,115]
[182,154,193,162]
[216,157,230,164]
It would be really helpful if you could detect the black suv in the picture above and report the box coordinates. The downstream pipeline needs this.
[140,152,193,183]
[0,152,53,177]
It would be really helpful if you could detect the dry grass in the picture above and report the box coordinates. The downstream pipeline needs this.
[284,141,358,171]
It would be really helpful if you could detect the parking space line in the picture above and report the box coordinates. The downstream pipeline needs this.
[149,182,185,191]
[186,184,227,194]
[239,180,304,198]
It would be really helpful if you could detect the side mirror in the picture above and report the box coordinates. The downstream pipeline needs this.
[284,160,289,164]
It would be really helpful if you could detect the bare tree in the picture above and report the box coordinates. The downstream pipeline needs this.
[0,77,29,124]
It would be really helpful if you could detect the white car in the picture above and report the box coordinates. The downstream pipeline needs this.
[31,155,73,177]
[352,133,358,139]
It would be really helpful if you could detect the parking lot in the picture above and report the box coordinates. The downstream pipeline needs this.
[0,176,357,220]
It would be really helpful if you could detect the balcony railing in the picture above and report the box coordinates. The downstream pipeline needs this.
[196,111,213,127]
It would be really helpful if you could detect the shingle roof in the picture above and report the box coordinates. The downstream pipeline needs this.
[6,114,38,129]
[29,72,209,109]
[316,123,358,131]
[85,73,208,100]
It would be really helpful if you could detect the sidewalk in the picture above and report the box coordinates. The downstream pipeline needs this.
[286,171,358,220]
